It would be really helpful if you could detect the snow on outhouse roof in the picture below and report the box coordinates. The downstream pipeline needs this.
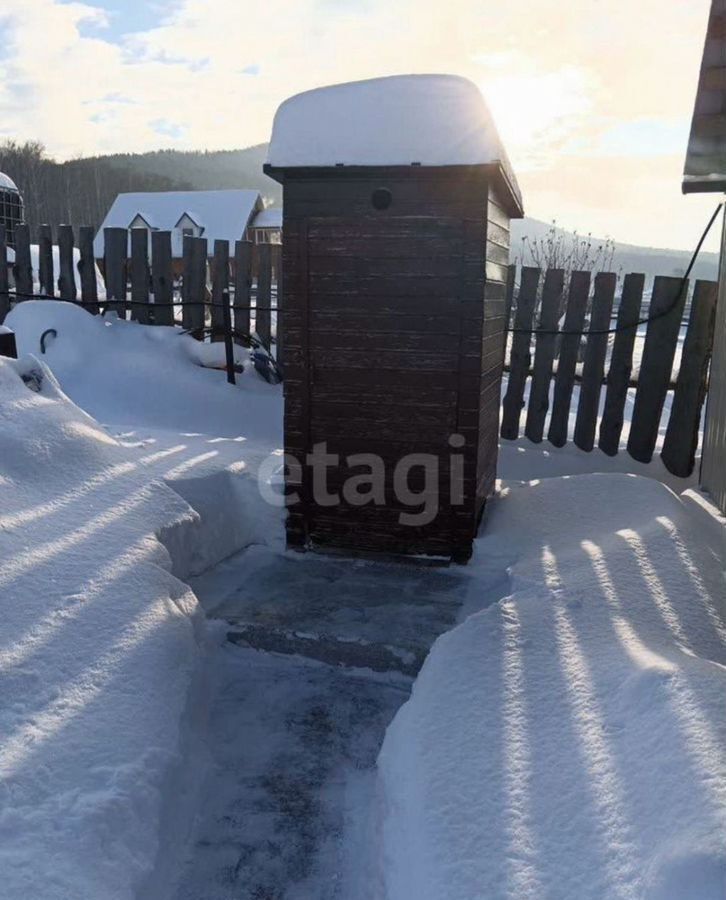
[266,74,522,214]
[683,0,726,193]
[251,207,282,229]
[93,189,263,257]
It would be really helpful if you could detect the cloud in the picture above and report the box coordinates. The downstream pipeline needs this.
[0,0,717,247]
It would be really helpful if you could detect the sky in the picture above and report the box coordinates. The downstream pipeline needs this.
[0,0,721,251]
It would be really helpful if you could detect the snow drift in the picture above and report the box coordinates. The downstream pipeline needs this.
[378,474,726,900]
[6,301,284,575]
[0,356,208,899]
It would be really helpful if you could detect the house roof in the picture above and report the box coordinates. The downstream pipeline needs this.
[683,1,726,193]
[93,189,263,256]
[0,172,19,192]
[251,207,282,229]
[265,74,523,216]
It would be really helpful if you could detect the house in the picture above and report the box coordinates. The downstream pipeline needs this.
[683,0,726,515]
[93,189,277,261]
[250,206,282,243]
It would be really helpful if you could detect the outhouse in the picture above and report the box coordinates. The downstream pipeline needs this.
[264,74,523,562]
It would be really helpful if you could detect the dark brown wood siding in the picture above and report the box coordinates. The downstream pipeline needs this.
[476,182,511,515]
[279,167,507,560]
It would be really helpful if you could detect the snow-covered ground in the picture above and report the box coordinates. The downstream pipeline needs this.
[1,300,724,899]
[378,477,726,900]
[2,302,284,899]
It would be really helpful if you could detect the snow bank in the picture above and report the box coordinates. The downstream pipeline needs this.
[6,301,284,574]
[378,473,726,900]
[267,75,521,205]
[0,356,208,899]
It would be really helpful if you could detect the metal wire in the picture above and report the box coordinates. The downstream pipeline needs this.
[510,202,723,337]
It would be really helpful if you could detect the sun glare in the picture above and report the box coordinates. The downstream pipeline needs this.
[481,67,590,165]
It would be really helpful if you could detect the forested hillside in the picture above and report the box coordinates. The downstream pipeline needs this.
[0,141,280,236]
[0,139,717,282]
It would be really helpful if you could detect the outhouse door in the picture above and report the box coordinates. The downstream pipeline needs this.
[292,214,475,555]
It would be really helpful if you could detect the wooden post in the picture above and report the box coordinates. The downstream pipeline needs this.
[598,273,645,455]
[0,226,8,323]
[130,228,150,324]
[525,267,564,443]
[57,224,77,301]
[182,235,207,337]
[78,226,98,311]
[222,290,236,385]
[104,227,128,317]
[272,243,283,363]
[210,239,230,341]
[39,224,54,297]
[255,242,272,349]
[151,231,174,326]
[501,266,540,439]
[233,240,252,337]
[661,280,718,477]
[548,270,591,447]
[701,213,726,513]
[574,272,617,451]
[14,223,33,301]
[627,276,688,463]
[503,264,516,355]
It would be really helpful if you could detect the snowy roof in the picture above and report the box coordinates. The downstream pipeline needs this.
[683,0,726,193]
[93,189,264,257]
[266,75,522,213]
[0,172,19,192]
[251,207,282,229]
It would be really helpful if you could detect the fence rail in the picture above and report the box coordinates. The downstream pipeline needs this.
[0,223,282,355]
[502,264,718,479]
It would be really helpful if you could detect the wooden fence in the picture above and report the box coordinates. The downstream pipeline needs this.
[501,265,719,479]
[0,222,282,356]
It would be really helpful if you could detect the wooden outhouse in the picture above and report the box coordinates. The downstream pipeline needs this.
[265,75,523,562]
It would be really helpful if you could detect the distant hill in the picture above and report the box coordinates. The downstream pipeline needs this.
[0,140,717,283]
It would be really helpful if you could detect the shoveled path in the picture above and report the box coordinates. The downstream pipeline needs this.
[172,546,468,899]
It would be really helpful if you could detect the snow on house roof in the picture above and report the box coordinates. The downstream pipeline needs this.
[0,172,19,192]
[251,207,282,230]
[683,0,726,193]
[93,189,263,257]
[266,75,522,213]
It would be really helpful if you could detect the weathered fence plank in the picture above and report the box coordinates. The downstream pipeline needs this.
[598,273,645,455]
[57,225,77,301]
[39,224,54,297]
[661,280,717,476]
[256,242,272,350]
[211,239,230,341]
[182,235,207,337]
[548,270,591,447]
[130,228,150,324]
[78,226,98,311]
[14,224,33,300]
[0,226,8,322]
[701,254,726,511]
[151,230,174,326]
[233,240,252,337]
[627,276,688,463]
[503,264,516,350]
[574,272,617,451]
[104,227,128,317]
[275,246,284,366]
[501,266,540,439]
[525,267,564,443]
